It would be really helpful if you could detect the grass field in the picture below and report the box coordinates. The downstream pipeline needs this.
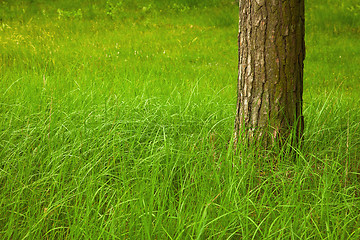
[1,0,360,239]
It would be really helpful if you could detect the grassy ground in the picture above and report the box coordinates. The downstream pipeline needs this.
[1,0,360,239]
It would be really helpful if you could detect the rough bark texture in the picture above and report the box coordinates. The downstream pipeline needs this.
[235,0,305,147]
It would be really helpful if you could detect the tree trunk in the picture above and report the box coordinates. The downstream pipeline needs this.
[234,0,305,148]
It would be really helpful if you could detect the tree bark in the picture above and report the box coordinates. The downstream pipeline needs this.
[234,0,305,148]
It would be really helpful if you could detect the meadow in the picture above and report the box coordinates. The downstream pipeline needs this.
[0,0,360,239]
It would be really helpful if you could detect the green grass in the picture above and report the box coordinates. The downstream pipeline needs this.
[1,0,360,239]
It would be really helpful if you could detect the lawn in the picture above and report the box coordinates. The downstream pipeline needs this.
[1,0,360,239]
